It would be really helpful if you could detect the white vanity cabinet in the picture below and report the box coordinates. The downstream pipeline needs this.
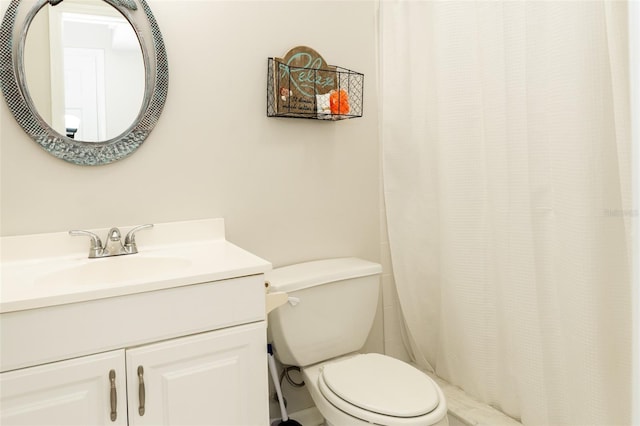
[1,275,270,426]
[0,219,273,426]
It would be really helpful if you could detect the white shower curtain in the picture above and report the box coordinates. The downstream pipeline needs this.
[380,1,633,425]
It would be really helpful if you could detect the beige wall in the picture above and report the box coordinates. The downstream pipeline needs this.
[1,0,380,266]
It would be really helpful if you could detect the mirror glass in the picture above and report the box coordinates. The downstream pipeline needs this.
[24,0,145,142]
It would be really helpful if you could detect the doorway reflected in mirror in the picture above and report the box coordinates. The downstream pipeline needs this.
[25,0,145,142]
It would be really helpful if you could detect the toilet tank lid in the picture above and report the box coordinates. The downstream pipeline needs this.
[266,258,382,293]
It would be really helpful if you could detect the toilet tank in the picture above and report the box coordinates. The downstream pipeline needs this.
[266,258,382,367]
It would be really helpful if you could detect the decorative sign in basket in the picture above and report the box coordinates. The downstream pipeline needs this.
[267,46,363,120]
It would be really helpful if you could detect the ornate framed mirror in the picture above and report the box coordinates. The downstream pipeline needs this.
[0,0,168,165]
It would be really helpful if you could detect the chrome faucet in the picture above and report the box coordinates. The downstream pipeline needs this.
[69,224,154,258]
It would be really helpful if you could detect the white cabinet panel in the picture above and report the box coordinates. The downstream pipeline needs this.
[1,275,266,373]
[126,322,268,426]
[0,350,127,426]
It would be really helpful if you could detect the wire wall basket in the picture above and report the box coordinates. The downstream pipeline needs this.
[267,57,364,121]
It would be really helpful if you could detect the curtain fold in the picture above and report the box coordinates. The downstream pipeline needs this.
[380,2,632,425]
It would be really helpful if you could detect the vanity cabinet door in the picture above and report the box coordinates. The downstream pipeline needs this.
[126,321,268,426]
[0,350,127,426]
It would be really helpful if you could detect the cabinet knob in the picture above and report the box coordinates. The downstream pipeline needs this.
[138,366,146,416]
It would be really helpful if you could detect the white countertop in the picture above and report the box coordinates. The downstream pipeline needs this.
[0,219,272,313]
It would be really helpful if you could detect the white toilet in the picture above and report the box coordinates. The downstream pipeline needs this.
[267,258,448,426]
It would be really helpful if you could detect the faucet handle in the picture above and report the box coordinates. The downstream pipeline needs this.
[124,224,154,254]
[69,229,104,258]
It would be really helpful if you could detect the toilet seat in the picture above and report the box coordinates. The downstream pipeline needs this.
[317,353,442,425]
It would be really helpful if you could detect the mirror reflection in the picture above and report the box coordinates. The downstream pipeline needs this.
[25,0,145,142]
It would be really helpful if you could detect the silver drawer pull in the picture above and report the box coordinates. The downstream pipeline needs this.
[109,370,117,422]
[138,366,146,416]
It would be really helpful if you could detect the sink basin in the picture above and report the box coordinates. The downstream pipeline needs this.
[35,255,192,287]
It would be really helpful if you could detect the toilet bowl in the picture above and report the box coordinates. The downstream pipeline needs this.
[267,258,448,426]
[304,354,448,426]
